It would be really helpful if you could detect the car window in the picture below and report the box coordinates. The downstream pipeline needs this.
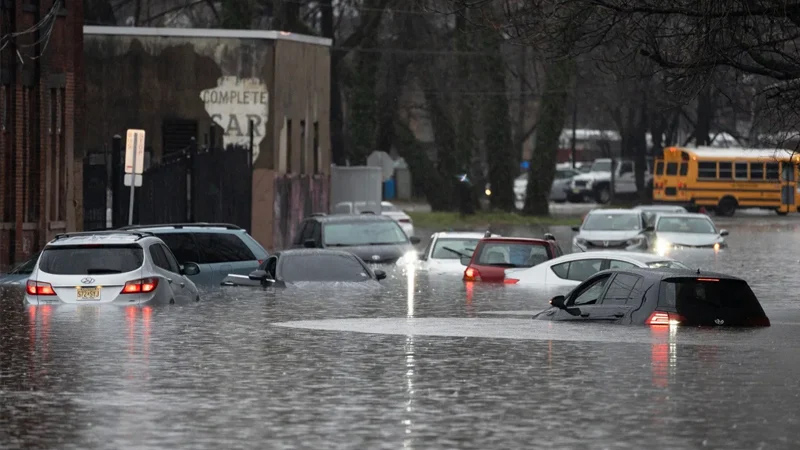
[279,253,372,282]
[155,233,201,264]
[551,262,569,279]
[565,259,604,282]
[656,217,716,234]
[194,233,257,263]
[647,260,689,270]
[476,242,550,268]
[160,244,182,274]
[570,275,611,306]
[38,245,144,275]
[432,238,479,259]
[609,260,637,270]
[582,213,641,231]
[9,254,39,274]
[600,273,641,305]
[149,244,171,272]
[323,221,408,246]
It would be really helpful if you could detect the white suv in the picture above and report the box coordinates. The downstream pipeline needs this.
[25,231,201,306]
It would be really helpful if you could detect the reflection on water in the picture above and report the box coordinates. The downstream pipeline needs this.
[1,217,800,448]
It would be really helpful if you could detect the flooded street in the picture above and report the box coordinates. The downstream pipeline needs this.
[2,215,800,449]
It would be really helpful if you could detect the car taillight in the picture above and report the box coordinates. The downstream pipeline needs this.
[121,278,159,294]
[647,311,685,326]
[463,267,481,281]
[504,278,519,284]
[26,281,55,296]
[258,260,264,264]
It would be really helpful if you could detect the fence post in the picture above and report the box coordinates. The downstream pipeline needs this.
[111,134,122,228]
[187,137,197,222]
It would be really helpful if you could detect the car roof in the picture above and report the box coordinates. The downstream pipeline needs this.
[432,232,499,239]
[549,251,675,264]
[276,248,358,258]
[593,267,741,281]
[480,237,550,244]
[633,205,686,211]
[120,223,243,233]
[654,213,713,220]
[45,231,155,247]
[311,214,395,223]
[587,208,641,215]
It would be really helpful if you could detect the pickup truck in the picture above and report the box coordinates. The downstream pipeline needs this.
[567,158,653,203]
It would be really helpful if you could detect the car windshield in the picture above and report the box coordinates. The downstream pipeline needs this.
[38,245,144,275]
[647,260,690,270]
[582,213,640,231]
[432,238,480,259]
[591,160,612,172]
[324,221,408,246]
[656,217,716,234]
[279,253,371,282]
[476,242,549,268]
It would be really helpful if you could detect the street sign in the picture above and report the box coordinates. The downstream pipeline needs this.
[123,173,143,187]
[125,129,145,174]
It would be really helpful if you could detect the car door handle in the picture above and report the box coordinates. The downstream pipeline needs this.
[179,282,185,288]
[166,278,173,284]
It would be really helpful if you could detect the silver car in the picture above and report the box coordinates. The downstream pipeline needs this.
[572,209,653,252]
[514,168,581,207]
[25,231,201,306]
[633,205,688,227]
[652,213,728,254]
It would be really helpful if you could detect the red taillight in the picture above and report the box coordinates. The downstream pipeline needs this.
[696,278,719,282]
[121,278,159,294]
[258,260,264,264]
[464,267,481,281]
[26,280,56,296]
[504,278,519,284]
[647,311,685,326]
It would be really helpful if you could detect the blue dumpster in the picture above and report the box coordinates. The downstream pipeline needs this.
[383,179,396,200]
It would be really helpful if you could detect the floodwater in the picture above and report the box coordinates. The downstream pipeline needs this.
[2,214,800,449]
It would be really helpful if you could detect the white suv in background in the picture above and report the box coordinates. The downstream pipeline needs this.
[25,231,201,306]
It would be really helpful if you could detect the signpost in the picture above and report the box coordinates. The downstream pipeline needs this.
[124,129,145,225]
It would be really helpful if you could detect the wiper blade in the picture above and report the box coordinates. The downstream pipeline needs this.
[442,246,469,258]
[86,268,122,274]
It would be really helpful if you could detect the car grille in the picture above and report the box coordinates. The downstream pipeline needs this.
[574,180,588,187]
[587,240,628,249]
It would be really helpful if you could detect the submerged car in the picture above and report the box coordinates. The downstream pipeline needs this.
[653,213,728,254]
[331,201,414,237]
[535,267,770,327]
[292,214,420,264]
[506,251,689,295]
[0,252,39,291]
[572,209,653,252]
[220,249,386,288]
[25,231,201,306]
[462,235,564,283]
[417,231,500,274]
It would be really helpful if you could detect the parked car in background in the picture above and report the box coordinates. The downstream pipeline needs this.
[462,235,563,283]
[568,158,653,203]
[536,267,770,327]
[417,231,500,274]
[506,251,689,296]
[332,201,414,237]
[220,249,386,289]
[633,205,688,227]
[292,214,420,264]
[572,209,653,252]
[119,223,268,289]
[0,252,39,293]
[652,213,728,254]
[514,166,582,208]
[25,231,201,306]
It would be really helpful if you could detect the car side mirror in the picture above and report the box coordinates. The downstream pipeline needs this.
[374,269,387,281]
[550,295,567,309]
[720,229,729,237]
[249,269,268,281]
[303,239,316,248]
[460,255,471,266]
[181,262,201,276]
[571,226,580,232]
[544,233,556,241]
[409,236,421,245]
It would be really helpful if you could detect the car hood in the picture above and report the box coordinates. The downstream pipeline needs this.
[330,244,413,263]
[656,232,722,246]
[572,172,607,182]
[577,230,644,241]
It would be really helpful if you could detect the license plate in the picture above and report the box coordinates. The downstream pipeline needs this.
[76,286,100,300]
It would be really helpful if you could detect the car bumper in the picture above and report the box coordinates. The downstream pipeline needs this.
[573,242,648,253]
[25,292,162,306]
[567,186,592,197]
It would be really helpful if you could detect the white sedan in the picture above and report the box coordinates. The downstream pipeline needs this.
[417,231,500,274]
[331,201,414,237]
[505,250,689,296]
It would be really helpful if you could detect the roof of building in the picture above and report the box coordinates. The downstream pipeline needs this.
[84,26,332,47]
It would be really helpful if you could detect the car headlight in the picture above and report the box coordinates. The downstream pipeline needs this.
[626,236,645,247]
[396,251,418,266]
[655,238,672,255]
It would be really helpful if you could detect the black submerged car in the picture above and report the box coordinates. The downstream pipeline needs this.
[220,249,387,288]
[291,213,420,264]
[536,267,770,327]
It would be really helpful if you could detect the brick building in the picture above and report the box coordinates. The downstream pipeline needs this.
[0,0,84,270]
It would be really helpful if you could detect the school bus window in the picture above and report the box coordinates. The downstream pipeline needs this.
[750,162,764,180]
[679,162,688,176]
[666,162,678,176]
[734,162,748,179]
[766,162,780,180]
[698,161,717,179]
[655,161,664,175]
[718,162,732,179]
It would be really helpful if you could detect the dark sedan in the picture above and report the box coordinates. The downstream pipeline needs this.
[535,267,770,327]
[220,249,386,288]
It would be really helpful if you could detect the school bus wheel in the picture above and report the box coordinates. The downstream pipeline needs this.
[716,196,738,217]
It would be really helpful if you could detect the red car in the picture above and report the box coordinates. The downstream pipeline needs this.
[461,235,564,283]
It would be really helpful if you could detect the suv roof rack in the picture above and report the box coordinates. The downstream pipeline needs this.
[119,222,242,230]
[52,230,154,241]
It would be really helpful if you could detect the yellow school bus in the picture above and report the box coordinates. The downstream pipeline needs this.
[652,146,800,216]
